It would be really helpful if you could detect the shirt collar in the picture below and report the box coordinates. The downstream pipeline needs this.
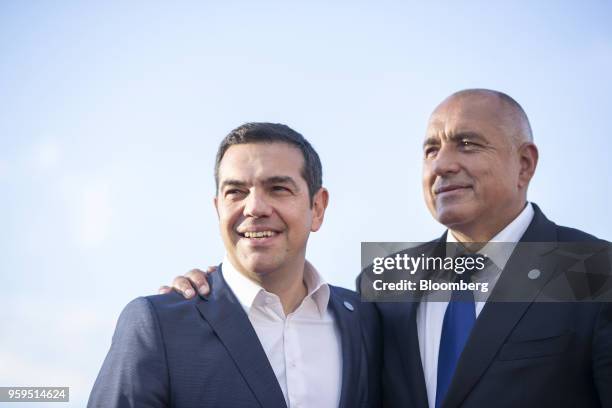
[221,256,330,317]
[447,202,535,270]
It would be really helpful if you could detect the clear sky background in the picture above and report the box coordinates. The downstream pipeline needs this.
[1,1,611,406]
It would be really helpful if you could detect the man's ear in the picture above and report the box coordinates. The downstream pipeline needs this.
[311,187,329,232]
[518,142,539,189]
[213,196,220,219]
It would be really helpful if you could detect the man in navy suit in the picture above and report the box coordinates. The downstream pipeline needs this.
[88,123,381,407]
[364,89,611,407]
[166,90,611,407]
[401,89,611,408]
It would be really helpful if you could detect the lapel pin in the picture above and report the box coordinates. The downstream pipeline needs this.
[528,269,541,280]
[343,301,354,311]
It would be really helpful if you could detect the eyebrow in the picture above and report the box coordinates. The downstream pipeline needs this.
[263,176,300,191]
[423,136,440,149]
[449,131,488,144]
[423,131,487,148]
[219,176,300,191]
[220,179,248,190]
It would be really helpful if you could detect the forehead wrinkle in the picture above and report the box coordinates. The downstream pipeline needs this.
[456,92,530,146]
[430,105,514,149]
[424,116,445,144]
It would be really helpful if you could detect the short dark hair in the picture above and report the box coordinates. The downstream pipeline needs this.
[214,122,323,205]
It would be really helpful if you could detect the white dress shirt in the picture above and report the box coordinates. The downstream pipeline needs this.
[222,257,342,408]
[417,203,535,408]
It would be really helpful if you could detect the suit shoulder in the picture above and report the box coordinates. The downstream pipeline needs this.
[144,290,195,304]
[329,285,360,301]
[114,296,174,334]
[111,295,200,341]
[144,291,199,309]
[90,298,170,407]
[555,224,604,243]
[117,296,156,323]
[106,297,168,358]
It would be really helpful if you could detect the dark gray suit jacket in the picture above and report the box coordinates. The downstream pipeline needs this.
[89,265,381,407]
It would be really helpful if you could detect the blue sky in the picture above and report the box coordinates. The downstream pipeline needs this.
[1,1,611,405]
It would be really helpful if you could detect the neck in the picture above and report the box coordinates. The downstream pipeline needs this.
[231,253,309,315]
[449,201,527,245]
[259,270,308,315]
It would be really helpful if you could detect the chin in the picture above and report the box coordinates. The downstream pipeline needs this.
[434,206,475,230]
[241,255,282,276]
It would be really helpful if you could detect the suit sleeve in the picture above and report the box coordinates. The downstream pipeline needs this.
[593,302,612,407]
[88,297,170,408]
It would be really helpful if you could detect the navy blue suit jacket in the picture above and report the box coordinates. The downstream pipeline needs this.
[89,264,381,407]
[369,204,612,408]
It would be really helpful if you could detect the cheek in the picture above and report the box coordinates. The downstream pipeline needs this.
[286,207,314,235]
[477,166,513,199]
[422,164,432,183]
[422,171,433,196]
[422,176,435,208]
[470,160,496,183]
[218,206,241,233]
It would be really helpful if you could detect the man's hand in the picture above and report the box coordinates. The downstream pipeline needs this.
[158,266,215,298]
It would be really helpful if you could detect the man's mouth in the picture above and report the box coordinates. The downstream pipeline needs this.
[434,185,472,195]
[239,230,278,238]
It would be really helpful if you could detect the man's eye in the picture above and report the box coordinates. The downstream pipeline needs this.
[424,146,438,157]
[225,189,245,197]
[272,186,290,192]
[460,139,477,148]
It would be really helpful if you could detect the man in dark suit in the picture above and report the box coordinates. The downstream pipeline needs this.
[360,89,610,407]
[89,123,381,407]
[372,203,611,408]
[410,89,610,407]
[370,89,610,407]
[165,90,611,407]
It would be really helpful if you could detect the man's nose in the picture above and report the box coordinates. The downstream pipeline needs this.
[430,145,461,176]
[243,190,273,218]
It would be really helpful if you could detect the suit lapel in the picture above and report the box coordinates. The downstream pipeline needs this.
[328,288,363,408]
[441,204,560,408]
[195,266,287,408]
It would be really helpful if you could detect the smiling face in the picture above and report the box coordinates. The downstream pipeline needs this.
[215,142,328,280]
[422,92,536,241]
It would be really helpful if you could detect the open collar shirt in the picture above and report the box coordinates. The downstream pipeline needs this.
[223,257,342,408]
